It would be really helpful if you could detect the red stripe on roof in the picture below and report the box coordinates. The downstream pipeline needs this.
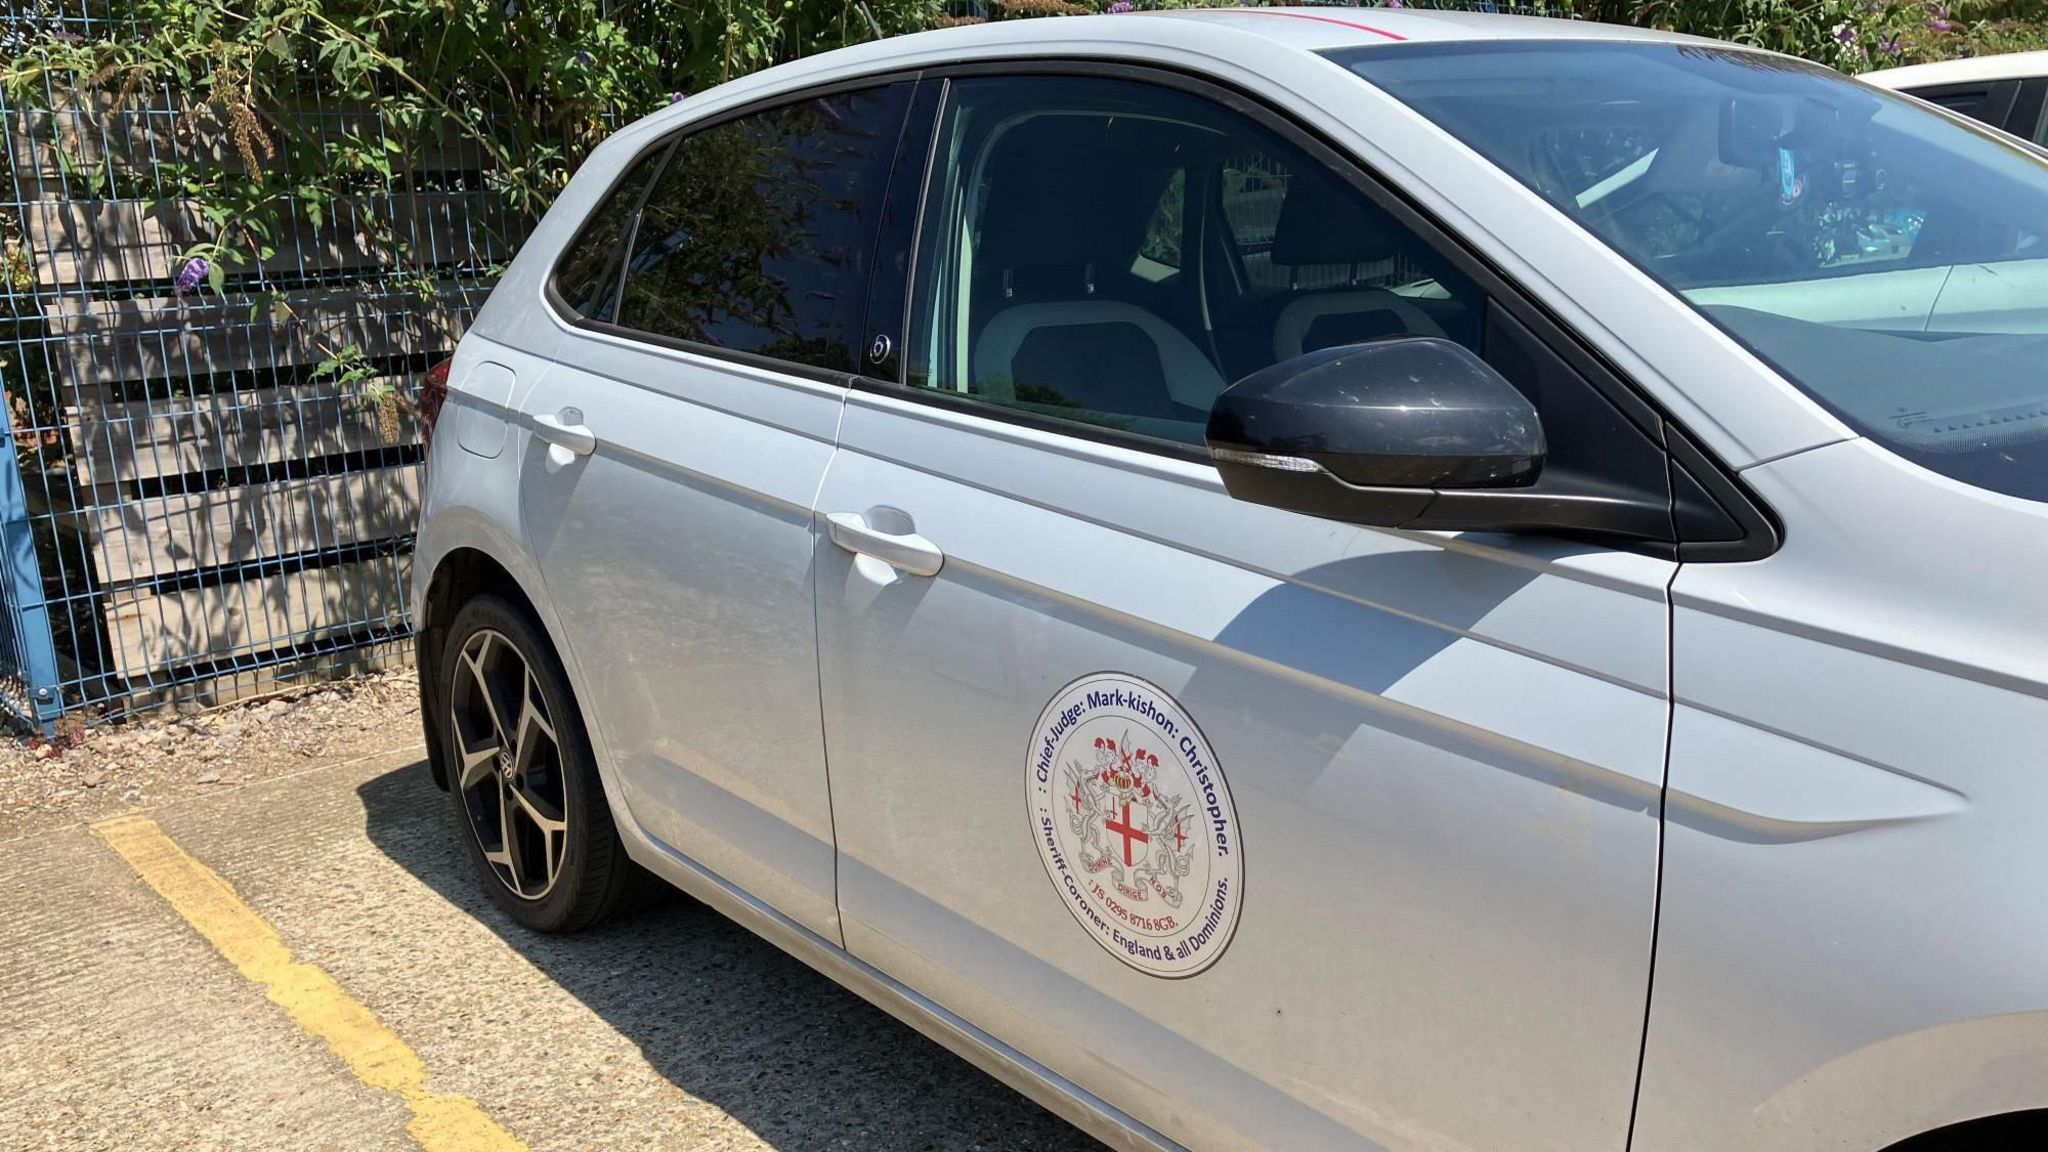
[1235,9,1408,42]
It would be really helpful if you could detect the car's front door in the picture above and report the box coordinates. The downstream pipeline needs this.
[814,71,1673,1152]
[521,82,912,940]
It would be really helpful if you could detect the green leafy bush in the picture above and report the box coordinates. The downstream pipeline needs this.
[0,0,939,277]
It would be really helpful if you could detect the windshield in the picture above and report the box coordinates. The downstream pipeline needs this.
[1336,41,2048,502]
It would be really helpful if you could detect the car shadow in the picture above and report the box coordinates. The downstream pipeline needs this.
[356,762,1102,1152]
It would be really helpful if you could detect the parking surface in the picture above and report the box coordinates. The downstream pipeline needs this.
[0,745,1102,1152]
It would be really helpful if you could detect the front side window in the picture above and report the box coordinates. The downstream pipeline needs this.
[614,83,911,373]
[905,75,1483,448]
[1342,42,2048,501]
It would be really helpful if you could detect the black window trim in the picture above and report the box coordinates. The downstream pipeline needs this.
[854,57,1778,562]
[2012,77,2048,147]
[540,69,931,390]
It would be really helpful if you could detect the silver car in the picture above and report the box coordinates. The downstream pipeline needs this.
[411,9,2048,1151]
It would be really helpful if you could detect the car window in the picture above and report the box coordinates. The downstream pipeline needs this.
[551,147,667,324]
[1344,41,2048,503]
[614,83,911,373]
[904,75,1484,448]
[1914,84,1992,119]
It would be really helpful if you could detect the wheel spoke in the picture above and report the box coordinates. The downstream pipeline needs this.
[453,731,502,790]
[522,667,557,743]
[509,781,567,834]
[508,784,566,889]
[512,699,553,778]
[463,649,510,746]
[497,776,531,894]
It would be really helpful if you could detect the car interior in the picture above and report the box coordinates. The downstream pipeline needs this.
[911,98,1481,446]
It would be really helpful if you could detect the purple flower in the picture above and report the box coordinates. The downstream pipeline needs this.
[1386,0,1404,7]
[575,50,592,67]
[1105,0,1134,11]
[1880,34,1903,55]
[173,255,210,295]
[669,90,686,104]
[1833,21,1855,43]
[1929,17,1951,30]
[46,28,80,42]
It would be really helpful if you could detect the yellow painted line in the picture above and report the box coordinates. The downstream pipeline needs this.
[92,813,525,1152]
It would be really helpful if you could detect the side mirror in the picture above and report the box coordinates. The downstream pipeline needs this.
[1206,338,1546,528]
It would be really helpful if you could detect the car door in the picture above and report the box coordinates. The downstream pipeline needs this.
[519,81,913,941]
[814,70,1676,1152]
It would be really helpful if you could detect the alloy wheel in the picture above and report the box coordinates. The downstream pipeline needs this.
[450,628,569,900]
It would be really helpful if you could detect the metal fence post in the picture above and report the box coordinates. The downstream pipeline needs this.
[0,399,65,734]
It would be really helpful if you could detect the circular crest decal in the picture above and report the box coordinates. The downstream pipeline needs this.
[1027,673,1242,977]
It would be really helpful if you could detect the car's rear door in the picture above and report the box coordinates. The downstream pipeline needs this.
[814,69,1674,1152]
[519,80,915,940]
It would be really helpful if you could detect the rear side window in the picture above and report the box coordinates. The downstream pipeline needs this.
[615,84,912,373]
[551,147,666,323]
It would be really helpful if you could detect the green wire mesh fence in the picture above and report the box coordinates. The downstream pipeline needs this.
[0,0,527,728]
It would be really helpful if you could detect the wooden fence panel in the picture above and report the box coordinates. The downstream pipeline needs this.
[73,466,421,588]
[37,280,486,387]
[4,88,488,705]
[23,193,517,286]
[69,377,418,487]
[100,554,412,677]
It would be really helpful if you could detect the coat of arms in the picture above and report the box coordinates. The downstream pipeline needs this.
[1063,730,1194,908]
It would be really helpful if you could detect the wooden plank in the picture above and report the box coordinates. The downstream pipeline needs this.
[78,465,420,589]
[6,94,490,188]
[38,280,487,387]
[99,554,411,680]
[68,377,419,486]
[21,192,519,287]
[116,638,410,715]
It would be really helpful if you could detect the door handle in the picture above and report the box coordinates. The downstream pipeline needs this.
[532,411,597,457]
[826,511,944,577]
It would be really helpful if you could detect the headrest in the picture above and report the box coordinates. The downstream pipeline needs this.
[1270,172,1402,267]
[975,115,1175,275]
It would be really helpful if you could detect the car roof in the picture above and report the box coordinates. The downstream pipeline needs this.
[1861,50,2048,89]
[1144,5,1719,51]
[606,7,1747,172]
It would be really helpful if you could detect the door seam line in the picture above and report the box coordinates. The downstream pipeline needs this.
[1626,562,1680,1151]
[810,389,851,953]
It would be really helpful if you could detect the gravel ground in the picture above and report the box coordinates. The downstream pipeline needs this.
[0,670,423,842]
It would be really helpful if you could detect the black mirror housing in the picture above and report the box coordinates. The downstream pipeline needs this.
[1207,338,1544,490]
[1206,335,1675,543]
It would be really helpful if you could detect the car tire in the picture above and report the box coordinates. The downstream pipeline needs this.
[437,593,639,932]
